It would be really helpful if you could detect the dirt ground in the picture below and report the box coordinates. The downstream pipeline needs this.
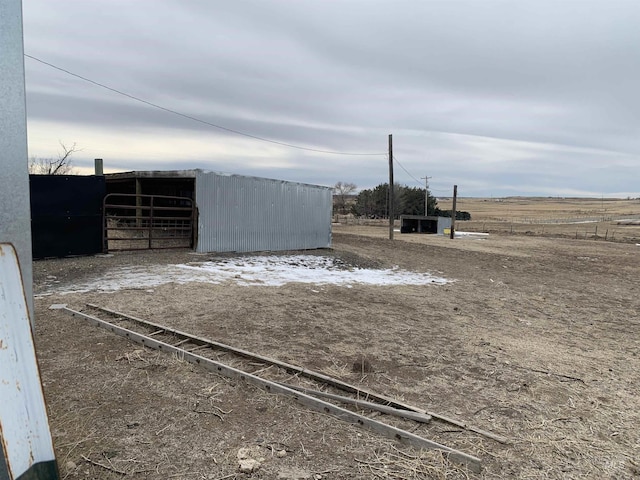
[33,226,640,479]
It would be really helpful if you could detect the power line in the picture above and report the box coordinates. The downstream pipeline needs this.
[392,155,423,186]
[24,54,387,157]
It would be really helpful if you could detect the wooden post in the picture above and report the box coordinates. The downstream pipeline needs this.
[449,185,457,239]
[388,134,394,240]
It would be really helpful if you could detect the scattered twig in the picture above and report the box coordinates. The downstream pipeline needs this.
[129,468,158,475]
[510,364,585,383]
[193,408,224,421]
[390,445,418,459]
[212,405,233,415]
[251,364,274,375]
[315,467,342,475]
[81,454,127,475]
[168,472,208,478]
[473,405,492,416]
[211,474,236,480]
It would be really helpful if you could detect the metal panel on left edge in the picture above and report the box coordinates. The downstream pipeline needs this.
[0,244,59,480]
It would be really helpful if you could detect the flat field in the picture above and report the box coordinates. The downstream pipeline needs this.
[33,224,640,479]
[436,197,640,243]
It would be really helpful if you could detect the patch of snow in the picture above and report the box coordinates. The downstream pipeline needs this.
[454,231,489,239]
[38,255,453,296]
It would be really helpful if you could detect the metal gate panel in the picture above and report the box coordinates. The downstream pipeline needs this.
[103,193,195,251]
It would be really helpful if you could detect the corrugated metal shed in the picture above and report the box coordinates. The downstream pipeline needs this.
[195,171,332,253]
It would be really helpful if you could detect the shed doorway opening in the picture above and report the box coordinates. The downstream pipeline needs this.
[103,193,196,251]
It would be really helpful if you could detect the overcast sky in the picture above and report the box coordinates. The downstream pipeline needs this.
[22,0,640,197]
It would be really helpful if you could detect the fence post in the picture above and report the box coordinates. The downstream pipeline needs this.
[449,185,458,239]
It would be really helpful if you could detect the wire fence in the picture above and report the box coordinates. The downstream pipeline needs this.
[332,214,640,243]
[499,214,640,225]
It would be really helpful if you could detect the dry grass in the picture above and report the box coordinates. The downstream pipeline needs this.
[34,229,640,479]
[335,197,640,243]
[437,197,640,222]
[438,198,640,243]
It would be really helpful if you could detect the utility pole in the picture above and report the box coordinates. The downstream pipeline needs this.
[450,185,458,240]
[421,175,431,216]
[388,134,394,240]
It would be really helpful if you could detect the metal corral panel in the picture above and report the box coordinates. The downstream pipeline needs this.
[195,171,332,253]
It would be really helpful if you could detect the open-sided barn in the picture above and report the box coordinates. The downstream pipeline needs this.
[103,169,333,254]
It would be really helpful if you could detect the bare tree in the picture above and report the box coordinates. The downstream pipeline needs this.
[29,141,80,175]
[333,181,358,214]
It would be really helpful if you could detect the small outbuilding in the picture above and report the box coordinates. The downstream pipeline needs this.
[400,215,451,235]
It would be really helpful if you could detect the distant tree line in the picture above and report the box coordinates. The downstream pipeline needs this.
[436,209,471,221]
[349,183,471,220]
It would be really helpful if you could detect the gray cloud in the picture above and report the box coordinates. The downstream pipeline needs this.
[22,0,640,196]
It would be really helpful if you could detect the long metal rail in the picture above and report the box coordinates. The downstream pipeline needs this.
[87,303,508,444]
[55,305,482,473]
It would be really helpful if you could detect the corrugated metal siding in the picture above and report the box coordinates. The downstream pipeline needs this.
[437,217,452,235]
[195,172,332,253]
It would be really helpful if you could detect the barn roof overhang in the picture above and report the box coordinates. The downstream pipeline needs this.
[104,169,198,182]
[105,169,332,191]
